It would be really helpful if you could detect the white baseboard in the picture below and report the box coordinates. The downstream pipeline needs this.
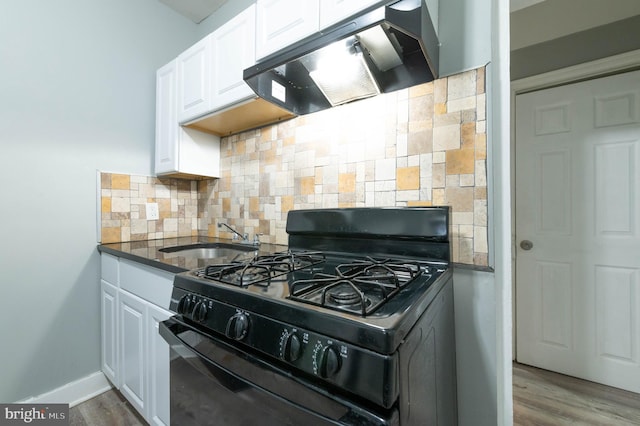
[18,371,113,408]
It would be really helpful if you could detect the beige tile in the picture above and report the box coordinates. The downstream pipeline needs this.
[100,173,111,189]
[432,163,446,187]
[452,212,474,226]
[475,133,487,160]
[434,111,461,128]
[101,227,120,243]
[445,187,474,211]
[281,195,294,213]
[476,67,486,94]
[408,130,433,155]
[338,173,356,193]
[111,197,130,213]
[409,94,434,122]
[475,160,487,186]
[101,197,111,213]
[475,186,487,200]
[432,188,445,205]
[447,70,476,100]
[433,125,460,151]
[461,122,476,150]
[460,174,475,186]
[447,95,476,113]
[131,219,147,235]
[396,167,420,190]
[458,238,473,263]
[473,200,487,226]
[433,151,446,163]
[111,174,130,190]
[474,253,488,266]
[474,226,488,253]
[446,148,475,175]
[407,200,433,207]
[434,77,447,104]
[409,82,433,97]
[300,176,315,195]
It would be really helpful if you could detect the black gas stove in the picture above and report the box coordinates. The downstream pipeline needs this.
[162,207,457,425]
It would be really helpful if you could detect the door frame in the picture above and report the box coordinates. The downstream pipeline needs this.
[510,49,640,358]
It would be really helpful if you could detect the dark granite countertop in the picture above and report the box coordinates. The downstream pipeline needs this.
[98,236,287,274]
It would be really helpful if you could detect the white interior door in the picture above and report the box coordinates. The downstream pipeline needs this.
[515,69,640,393]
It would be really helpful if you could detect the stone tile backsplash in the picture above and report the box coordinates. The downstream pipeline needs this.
[100,173,199,243]
[100,67,488,266]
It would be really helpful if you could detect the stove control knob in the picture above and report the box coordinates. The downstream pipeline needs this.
[193,301,208,323]
[283,333,302,362]
[226,313,249,341]
[177,295,192,315]
[319,346,341,378]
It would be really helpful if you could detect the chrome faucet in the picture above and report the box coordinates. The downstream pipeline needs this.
[218,222,248,242]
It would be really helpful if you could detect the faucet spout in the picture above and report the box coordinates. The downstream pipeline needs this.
[218,222,249,242]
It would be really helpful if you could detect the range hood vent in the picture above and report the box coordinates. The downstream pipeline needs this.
[243,0,439,116]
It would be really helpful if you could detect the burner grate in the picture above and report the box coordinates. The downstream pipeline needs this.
[289,257,428,316]
[195,250,326,287]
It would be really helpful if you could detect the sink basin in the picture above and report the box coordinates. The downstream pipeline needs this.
[159,243,257,260]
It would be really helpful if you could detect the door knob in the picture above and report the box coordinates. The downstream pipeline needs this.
[520,240,533,250]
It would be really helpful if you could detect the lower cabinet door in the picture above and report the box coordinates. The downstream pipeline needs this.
[147,304,172,426]
[119,291,147,416]
[101,280,119,387]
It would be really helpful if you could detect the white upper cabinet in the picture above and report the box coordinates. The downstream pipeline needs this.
[155,60,220,179]
[255,0,320,59]
[211,4,256,110]
[155,60,179,176]
[177,35,213,123]
[319,0,382,29]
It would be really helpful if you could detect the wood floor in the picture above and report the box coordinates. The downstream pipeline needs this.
[69,389,145,426]
[71,365,640,425]
[513,362,640,425]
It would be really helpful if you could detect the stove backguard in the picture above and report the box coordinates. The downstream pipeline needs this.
[286,207,450,262]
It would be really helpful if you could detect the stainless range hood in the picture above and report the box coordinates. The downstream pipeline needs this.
[243,0,439,116]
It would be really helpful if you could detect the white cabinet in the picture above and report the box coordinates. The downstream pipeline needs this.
[147,304,172,426]
[119,290,147,416]
[211,4,256,110]
[319,0,383,28]
[100,253,174,425]
[155,61,179,175]
[100,280,119,387]
[177,36,213,123]
[255,0,320,59]
[155,59,220,178]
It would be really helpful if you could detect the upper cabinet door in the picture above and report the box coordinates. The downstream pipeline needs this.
[155,60,178,175]
[255,0,319,60]
[211,4,256,111]
[177,35,212,123]
[319,0,382,29]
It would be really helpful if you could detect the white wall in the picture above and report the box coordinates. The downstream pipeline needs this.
[0,0,198,402]
[438,0,492,76]
[437,0,514,424]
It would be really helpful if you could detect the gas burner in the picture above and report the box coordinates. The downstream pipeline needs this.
[287,257,433,316]
[195,250,326,287]
[327,283,372,308]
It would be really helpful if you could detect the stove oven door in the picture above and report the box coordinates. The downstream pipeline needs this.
[159,317,398,426]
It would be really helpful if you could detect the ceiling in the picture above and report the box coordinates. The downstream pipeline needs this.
[158,0,548,23]
[159,0,228,23]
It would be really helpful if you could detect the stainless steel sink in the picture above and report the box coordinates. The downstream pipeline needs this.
[159,243,257,260]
